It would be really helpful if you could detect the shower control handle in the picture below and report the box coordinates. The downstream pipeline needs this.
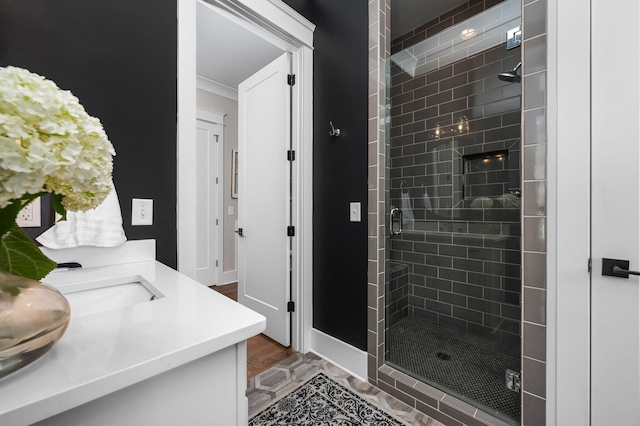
[389,208,403,236]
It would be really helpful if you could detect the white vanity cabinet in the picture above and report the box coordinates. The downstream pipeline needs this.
[31,342,249,426]
[0,241,265,426]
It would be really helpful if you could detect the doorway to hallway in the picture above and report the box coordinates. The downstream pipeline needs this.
[178,0,315,353]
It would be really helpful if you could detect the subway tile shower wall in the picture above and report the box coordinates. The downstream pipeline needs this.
[389,40,522,344]
[386,262,409,327]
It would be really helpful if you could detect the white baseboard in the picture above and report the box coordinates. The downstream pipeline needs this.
[222,270,238,285]
[309,328,367,382]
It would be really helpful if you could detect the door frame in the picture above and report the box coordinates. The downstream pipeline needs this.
[177,0,314,353]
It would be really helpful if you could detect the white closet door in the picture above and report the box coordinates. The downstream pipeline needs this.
[195,119,220,286]
[237,52,291,346]
[591,0,640,423]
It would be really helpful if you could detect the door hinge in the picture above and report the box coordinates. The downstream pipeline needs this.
[214,134,219,143]
[216,177,218,184]
[287,225,295,237]
[287,150,295,161]
[287,301,295,312]
[216,219,218,226]
[215,260,218,267]
[588,258,592,273]
[287,74,295,86]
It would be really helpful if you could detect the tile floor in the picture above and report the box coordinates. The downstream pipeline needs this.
[387,316,521,420]
[246,352,445,426]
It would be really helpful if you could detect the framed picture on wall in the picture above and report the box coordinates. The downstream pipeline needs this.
[231,149,239,199]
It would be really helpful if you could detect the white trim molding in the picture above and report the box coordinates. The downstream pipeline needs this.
[213,0,315,48]
[296,44,314,354]
[177,0,198,281]
[309,328,368,382]
[547,0,591,423]
[196,107,225,124]
[196,75,238,101]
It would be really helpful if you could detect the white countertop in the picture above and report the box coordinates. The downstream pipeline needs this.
[0,252,266,425]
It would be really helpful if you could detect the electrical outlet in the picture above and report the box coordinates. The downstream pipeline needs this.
[131,198,153,226]
[16,198,42,227]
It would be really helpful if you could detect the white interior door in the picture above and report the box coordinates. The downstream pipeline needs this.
[195,119,220,286]
[591,0,640,423]
[238,52,291,346]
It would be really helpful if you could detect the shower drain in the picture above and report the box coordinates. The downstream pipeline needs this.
[435,352,451,361]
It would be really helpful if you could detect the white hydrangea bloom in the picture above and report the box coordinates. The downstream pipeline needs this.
[0,66,115,211]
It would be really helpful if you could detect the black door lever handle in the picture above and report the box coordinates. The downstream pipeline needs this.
[613,266,640,277]
[602,258,639,279]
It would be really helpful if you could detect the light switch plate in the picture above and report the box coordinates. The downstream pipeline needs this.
[349,202,361,222]
[132,198,153,226]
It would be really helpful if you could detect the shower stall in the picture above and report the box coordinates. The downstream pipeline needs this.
[384,0,522,422]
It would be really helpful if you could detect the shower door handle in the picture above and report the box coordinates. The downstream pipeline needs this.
[390,208,403,236]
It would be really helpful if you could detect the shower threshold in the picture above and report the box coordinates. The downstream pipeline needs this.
[387,315,520,422]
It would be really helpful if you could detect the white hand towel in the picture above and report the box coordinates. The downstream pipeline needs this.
[36,181,127,249]
[400,191,414,223]
[422,187,432,211]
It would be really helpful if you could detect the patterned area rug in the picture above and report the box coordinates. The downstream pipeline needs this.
[249,372,407,425]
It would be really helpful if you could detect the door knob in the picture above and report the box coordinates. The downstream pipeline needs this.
[602,258,640,278]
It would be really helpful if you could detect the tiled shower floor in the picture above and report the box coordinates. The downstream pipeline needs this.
[387,316,521,422]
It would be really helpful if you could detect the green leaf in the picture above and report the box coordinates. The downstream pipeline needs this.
[0,223,57,280]
[52,193,67,221]
[0,199,24,237]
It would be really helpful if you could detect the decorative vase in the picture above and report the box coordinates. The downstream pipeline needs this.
[0,272,70,380]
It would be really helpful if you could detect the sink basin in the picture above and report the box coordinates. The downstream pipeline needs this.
[61,276,163,317]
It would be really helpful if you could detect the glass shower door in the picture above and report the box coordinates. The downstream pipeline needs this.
[384,0,522,422]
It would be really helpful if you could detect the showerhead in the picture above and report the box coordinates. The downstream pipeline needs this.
[498,62,522,83]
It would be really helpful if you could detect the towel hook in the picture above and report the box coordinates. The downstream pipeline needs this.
[329,121,341,137]
[400,180,410,194]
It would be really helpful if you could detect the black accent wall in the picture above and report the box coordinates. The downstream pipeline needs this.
[283,0,369,350]
[0,0,178,267]
[2,0,369,351]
